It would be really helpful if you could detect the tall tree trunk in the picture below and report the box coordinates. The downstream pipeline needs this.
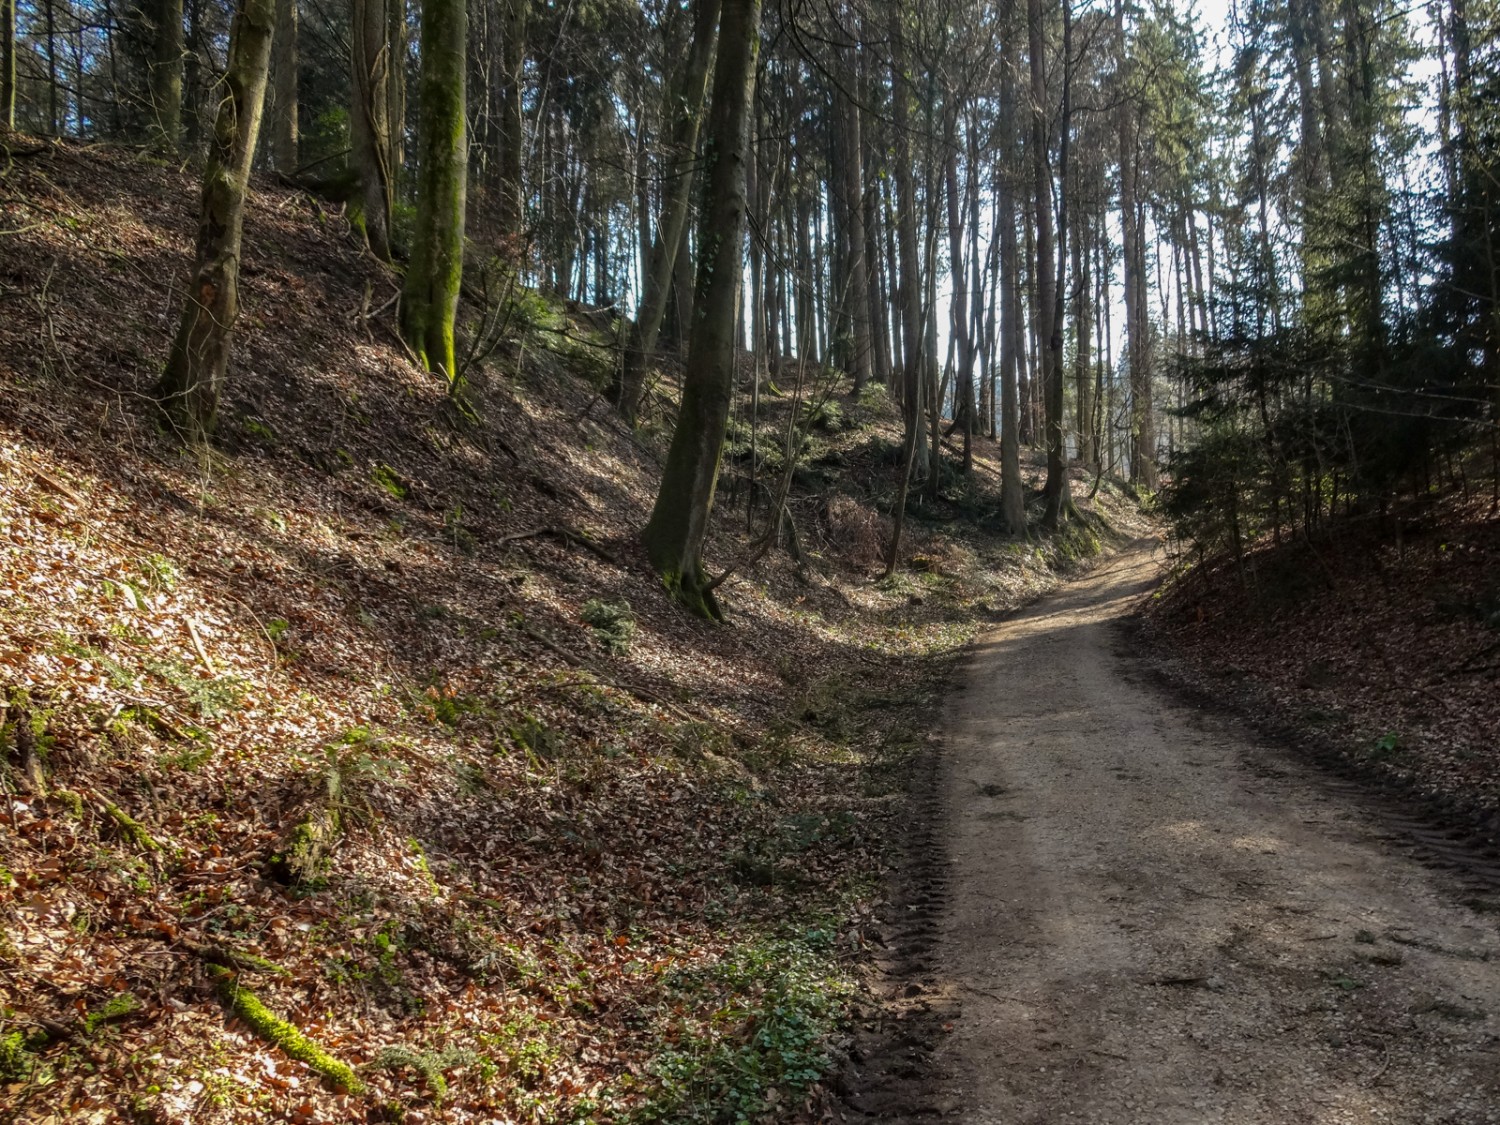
[269,0,297,170]
[401,0,467,377]
[1116,0,1154,489]
[150,0,184,148]
[497,0,527,240]
[1,0,15,130]
[183,0,203,149]
[1073,208,1094,467]
[836,49,871,395]
[997,0,1026,531]
[155,0,275,441]
[1031,0,1068,528]
[889,11,925,464]
[613,0,721,421]
[945,119,975,469]
[642,0,761,620]
[351,0,394,260]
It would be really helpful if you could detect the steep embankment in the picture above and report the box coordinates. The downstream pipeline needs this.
[0,140,1143,1123]
[1142,499,1500,849]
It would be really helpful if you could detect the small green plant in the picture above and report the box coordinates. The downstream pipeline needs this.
[1366,731,1406,762]
[444,503,476,554]
[244,417,278,444]
[581,598,637,654]
[801,398,844,433]
[138,553,180,591]
[627,934,854,1123]
[371,1044,478,1101]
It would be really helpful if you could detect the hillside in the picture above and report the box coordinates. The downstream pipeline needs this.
[1142,493,1500,849]
[0,140,1144,1124]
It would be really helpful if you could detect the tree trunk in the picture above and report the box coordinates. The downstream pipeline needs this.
[155,0,275,441]
[1,0,15,130]
[401,0,467,377]
[613,0,721,421]
[150,0,184,149]
[641,0,761,619]
[497,0,527,241]
[889,12,926,464]
[1072,209,1094,467]
[270,0,297,171]
[945,120,975,469]
[998,0,1026,534]
[1029,0,1068,528]
[1116,0,1154,489]
[351,0,394,260]
[836,52,871,395]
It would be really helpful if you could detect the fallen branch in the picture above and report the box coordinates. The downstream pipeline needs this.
[186,618,216,675]
[496,524,621,567]
[78,789,163,853]
[517,623,697,724]
[210,966,365,1093]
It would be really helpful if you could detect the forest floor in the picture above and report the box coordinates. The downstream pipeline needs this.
[842,543,1500,1124]
[0,138,1148,1123]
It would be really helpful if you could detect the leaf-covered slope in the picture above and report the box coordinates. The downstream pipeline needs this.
[0,140,1144,1123]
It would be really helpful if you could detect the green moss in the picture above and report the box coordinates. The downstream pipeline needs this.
[580,599,637,654]
[211,967,365,1093]
[55,789,85,818]
[101,798,162,853]
[84,991,140,1033]
[371,463,408,500]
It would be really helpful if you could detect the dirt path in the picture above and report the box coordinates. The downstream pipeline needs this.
[853,542,1500,1124]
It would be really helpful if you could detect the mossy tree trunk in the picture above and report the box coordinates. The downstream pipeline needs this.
[641,0,761,620]
[612,0,721,423]
[154,0,274,442]
[401,0,467,378]
[351,0,394,260]
[149,0,185,149]
[269,0,297,171]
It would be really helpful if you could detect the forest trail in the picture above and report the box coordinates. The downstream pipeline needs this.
[916,542,1500,1124]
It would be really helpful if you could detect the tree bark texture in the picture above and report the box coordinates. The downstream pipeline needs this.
[614,0,721,422]
[351,0,395,260]
[401,0,468,378]
[270,0,297,171]
[998,0,1027,534]
[1,0,15,130]
[497,0,527,240]
[156,0,275,442]
[641,0,761,619]
[150,0,185,149]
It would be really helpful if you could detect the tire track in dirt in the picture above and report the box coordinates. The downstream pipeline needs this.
[842,542,1500,1124]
